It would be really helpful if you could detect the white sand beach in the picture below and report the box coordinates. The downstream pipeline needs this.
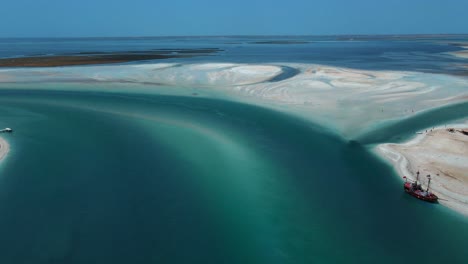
[376,122,468,216]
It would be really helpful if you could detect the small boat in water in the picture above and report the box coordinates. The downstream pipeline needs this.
[0,128,13,133]
[403,171,438,203]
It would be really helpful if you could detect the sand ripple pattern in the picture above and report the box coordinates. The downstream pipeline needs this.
[0,62,467,137]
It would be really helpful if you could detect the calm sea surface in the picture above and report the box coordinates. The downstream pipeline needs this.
[0,35,467,73]
[0,36,467,263]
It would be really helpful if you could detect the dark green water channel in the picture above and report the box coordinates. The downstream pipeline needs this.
[0,90,466,264]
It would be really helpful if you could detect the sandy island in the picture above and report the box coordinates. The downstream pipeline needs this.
[0,137,9,162]
[448,43,468,59]
[450,48,468,60]
[376,122,468,216]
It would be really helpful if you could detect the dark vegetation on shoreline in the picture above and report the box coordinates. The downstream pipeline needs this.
[0,48,222,67]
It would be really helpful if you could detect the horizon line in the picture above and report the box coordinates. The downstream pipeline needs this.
[1,33,468,39]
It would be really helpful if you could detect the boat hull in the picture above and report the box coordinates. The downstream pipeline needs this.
[404,183,438,203]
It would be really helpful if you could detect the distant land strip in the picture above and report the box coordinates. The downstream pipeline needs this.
[0,48,222,67]
[249,40,309,44]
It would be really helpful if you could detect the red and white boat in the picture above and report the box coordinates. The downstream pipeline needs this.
[403,171,438,203]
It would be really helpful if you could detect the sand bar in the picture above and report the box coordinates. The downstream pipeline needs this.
[1,63,467,138]
[447,42,468,59]
[376,123,468,216]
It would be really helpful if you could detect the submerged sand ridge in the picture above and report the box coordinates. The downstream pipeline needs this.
[377,122,468,215]
[0,137,9,162]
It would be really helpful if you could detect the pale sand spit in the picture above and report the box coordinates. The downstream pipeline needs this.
[376,122,468,216]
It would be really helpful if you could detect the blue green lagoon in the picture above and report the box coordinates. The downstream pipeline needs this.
[0,36,467,263]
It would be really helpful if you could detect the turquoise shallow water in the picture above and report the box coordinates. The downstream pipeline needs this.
[0,89,467,264]
[356,101,468,144]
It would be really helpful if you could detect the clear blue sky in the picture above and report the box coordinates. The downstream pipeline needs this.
[1,0,467,37]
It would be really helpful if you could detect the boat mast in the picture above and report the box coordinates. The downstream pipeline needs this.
[426,175,431,192]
